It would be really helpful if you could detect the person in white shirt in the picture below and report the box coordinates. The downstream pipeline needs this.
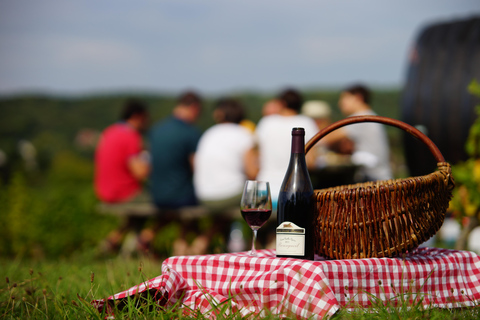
[193,98,258,253]
[194,98,257,208]
[255,88,319,208]
[321,84,393,182]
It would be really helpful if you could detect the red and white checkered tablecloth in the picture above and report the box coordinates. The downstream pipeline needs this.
[94,247,480,319]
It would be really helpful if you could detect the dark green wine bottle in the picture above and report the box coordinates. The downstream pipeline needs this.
[276,127,314,260]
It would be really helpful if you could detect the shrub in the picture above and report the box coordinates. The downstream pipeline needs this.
[0,151,118,258]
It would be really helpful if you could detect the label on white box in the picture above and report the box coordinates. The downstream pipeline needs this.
[276,221,305,256]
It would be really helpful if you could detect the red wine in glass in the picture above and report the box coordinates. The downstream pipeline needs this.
[240,180,272,256]
[241,209,272,229]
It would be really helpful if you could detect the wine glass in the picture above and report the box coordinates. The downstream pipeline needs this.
[240,180,272,256]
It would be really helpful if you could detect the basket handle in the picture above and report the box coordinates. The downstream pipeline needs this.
[305,115,445,163]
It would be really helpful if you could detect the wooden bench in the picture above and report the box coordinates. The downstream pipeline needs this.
[97,202,239,218]
[95,202,240,257]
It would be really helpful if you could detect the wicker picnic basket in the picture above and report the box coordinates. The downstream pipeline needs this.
[305,116,455,259]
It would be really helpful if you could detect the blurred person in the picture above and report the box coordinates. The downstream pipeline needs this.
[255,88,319,208]
[239,118,256,133]
[321,84,393,182]
[149,90,203,254]
[94,99,152,255]
[262,98,283,116]
[301,100,332,131]
[194,97,258,252]
[18,140,38,171]
[149,91,202,208]
[95,99,150,203]
[195,97,258,209]
[301,100,334,169]
[302,100,354,168]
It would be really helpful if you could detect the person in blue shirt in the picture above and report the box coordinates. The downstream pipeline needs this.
[148,91,203,255]
[149,91,203,209]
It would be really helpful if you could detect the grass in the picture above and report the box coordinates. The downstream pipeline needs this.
[1,251,479,319]
[0,250,165,319]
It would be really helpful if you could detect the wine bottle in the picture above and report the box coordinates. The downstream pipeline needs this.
[276,127,314,260]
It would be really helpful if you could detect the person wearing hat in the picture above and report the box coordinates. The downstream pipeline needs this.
[301,100,356,188]
[301,100,332,131]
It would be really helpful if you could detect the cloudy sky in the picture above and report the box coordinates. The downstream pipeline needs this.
[0,0,479,96]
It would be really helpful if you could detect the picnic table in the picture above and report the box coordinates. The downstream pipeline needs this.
[95,247,480,319]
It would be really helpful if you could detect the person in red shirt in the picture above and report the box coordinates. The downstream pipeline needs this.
[94,99,152,256]
[95,100,150,202]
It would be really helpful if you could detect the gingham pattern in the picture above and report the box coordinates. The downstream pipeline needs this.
[318,247,480,309]
[95,247,480,319]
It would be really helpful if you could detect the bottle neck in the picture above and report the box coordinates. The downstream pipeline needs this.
[291,133,305,154]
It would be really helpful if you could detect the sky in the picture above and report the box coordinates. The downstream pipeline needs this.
[0,0,479,96]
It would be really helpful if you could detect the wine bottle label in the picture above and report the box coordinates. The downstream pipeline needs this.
[276,221,305,256]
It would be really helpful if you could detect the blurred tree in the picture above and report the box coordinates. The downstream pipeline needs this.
[450,80,480,250]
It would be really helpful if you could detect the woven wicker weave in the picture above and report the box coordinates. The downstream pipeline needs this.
[305,116,455,259]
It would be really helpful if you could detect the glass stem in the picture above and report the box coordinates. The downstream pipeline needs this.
[250,229,258,256]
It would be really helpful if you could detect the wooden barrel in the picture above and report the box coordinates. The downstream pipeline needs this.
[401,16,480,176]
